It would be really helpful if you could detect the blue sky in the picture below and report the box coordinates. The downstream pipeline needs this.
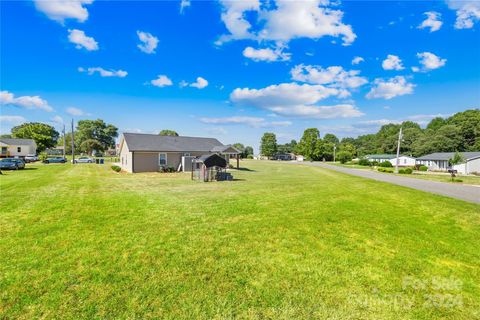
[1,0,479,151]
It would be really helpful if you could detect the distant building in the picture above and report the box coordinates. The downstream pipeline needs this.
[365,154,397,163]
[416,152,480,174]
[365,154,416,167]
[0,138,37,158]
[46,146,64,155]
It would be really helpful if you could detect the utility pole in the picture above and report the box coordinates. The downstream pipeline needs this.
[394,126,403,174]
[71,119,75,164]
[333,144,337,163]
[63,124,66,159]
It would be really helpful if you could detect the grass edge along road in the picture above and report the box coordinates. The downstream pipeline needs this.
[1,161,479,319]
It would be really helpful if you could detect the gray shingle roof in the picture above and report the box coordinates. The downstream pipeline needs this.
[122,133,225,152]
[416,152,480,161]
[0,138,36,146]
[365,154,397,160]
[211,145,240,153]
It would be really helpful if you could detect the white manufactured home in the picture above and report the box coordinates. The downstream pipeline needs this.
[416,152,480,174]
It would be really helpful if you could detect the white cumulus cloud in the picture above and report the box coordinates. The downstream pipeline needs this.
[413,52,447,72]
[33,0,93,23]
[150,75,173,87]
[78,67,127,77]
[0,115,27,124]
[366,76,414,100]
[180,0,191,13]
[217,0,356,46]
[137,31,159,54]
[66,107,86,116]
[351,56,364,65]
[291,65,367,95]
[230,82,363,119]
[447,0,480,29]
[242,46,290,62]
[200,116,291,128]
[189,77,209,89]
[418,11,443,32]
[382,54,404,70]
[1,90,53,112]
[68,29,98,51]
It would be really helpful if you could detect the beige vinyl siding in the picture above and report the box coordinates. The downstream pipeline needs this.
[119,140,133,173]
[133,152,159,172]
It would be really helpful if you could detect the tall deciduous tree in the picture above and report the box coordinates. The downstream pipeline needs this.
[159,130,179,136]
[76,119,118,152]
[297,128,321,160]
[11,122,59,152]
[260,132,277,158]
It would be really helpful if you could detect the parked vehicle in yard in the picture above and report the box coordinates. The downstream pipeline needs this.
[0,158,25,170]
[43,157,67,164]
[72,157,94,164]
[24,154,38,163]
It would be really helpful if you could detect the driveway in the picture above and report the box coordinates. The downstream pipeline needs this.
[292,162,480,204]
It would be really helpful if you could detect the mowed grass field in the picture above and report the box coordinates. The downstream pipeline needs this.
[1,161,479,319]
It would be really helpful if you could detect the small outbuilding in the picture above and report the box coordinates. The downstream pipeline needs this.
[192,154,232,182]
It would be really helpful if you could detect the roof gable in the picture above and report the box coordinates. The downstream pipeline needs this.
[122,133,224,152]
[0,138,36,146]
[416,152,480,161]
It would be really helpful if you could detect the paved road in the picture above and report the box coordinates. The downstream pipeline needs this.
[291,162,480,204]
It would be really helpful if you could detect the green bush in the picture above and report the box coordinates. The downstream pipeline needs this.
[404,168,413,174]
[398,169,405,174]
[111,165,121,172]
[419,165,428,171]
[337,151,353,164]
[358,158,370,166]
[378,167,393,173]
[371,161,379,166]
[379,161,393,168]
[247,154,253,159]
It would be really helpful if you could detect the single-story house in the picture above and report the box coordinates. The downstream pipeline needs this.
[365,154,416,167]
[389,155,416,167]
[416,152,480,174]
[118,133,240,173]
[46,146,65,155]
[0,138,37,158]
[365,154,397,163]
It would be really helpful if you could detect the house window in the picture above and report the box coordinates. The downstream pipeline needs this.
[404,159,406,164]
[159,153,167,166]
[121,157,124,165]
[1,147,6,155]
[17,147,21,152]
[183,153,191,157]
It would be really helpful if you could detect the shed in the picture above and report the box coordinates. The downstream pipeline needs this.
[191,154,232,182]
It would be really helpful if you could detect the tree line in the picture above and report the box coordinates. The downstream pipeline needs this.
[259,109,480,161]
[1,119,118,155]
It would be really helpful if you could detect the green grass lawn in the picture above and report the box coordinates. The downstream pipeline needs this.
[1,161,479,319]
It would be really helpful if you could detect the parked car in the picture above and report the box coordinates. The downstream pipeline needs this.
[72,157,94,164]
[0,158,25,170]
[24,154,38,163]
[43,157,67,164]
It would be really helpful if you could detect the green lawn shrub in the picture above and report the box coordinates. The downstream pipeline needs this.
[111,165,121,172]
[378,167,393,173]
[358,159,371,166]
[379,161,393,168]
[419,165,428,171]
